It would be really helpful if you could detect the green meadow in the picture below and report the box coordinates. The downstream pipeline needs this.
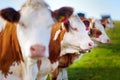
[68,21,120,80]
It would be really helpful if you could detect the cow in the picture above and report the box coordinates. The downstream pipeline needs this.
[77,14,110,44]
[90,18,110,43]
[101,15,114,29]
[35,7,95,80]
[46,7,95,80]
[0,0,54,80]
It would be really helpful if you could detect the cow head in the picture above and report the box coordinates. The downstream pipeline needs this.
[52,7,95,56]
[92,19,110,43]
[16,0,54,59]
[101,18,114,29]
[82,19,102,39]
[0,0,54,59]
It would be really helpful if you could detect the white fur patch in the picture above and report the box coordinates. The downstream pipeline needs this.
[53,23,65,41]
[57,68,68,80]
[0,16,6,32]
[38,58,58,78]
[53,29,61,40]
[60,14,94,57]
[17,0,54,59]
[0,62,22,80]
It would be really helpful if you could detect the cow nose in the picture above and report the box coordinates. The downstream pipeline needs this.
[30,44,46,58]
[88,42,94,48]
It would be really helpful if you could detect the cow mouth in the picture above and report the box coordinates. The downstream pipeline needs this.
[79,49,91,53]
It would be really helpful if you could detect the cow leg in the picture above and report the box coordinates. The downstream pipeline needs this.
[61,68,68,80]
[57,68,68,80]
[21,60,38,80]
[36,75,48,80]
[49,67,60,80]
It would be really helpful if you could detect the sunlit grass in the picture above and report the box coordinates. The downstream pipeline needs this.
[68,21,120,80]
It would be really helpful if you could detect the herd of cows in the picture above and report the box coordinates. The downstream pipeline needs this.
[0,0,114,80]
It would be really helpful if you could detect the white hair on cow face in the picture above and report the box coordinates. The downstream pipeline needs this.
[25,0,49,8]
[92,19,110,43]
[17,0,54,59]
[60,14,95,56]
[16,0,55,80]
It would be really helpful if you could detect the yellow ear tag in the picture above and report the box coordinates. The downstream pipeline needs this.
[90,22,93,29]
[59,16,65,22]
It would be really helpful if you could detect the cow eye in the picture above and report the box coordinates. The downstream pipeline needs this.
[71,27,78,31]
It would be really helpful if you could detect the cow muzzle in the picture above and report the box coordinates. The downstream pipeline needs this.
[30,44,46,58]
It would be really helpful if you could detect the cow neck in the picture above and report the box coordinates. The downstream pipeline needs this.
[0,22,23,76]
[49,22,66,63]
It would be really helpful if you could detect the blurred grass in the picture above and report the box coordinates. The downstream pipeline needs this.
[68,21,120,80]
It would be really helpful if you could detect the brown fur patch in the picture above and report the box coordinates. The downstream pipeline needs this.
[49,23,67,63]
[0,7,20,22]
[101,19,108,28]
[83,20,90,27]
[89,28,102,38]
[49,53,81,79]
[0,22,23,76]
[59,53,81,68]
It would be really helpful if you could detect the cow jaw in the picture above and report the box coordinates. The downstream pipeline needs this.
[17,0,54,59]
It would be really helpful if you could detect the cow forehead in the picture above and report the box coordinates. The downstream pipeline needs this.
[94,20,105,31]
[69,14,86,31]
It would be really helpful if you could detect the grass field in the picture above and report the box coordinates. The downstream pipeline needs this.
[68,21,120,80]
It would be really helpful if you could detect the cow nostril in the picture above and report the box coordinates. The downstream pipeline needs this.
[30,46,35,51]
[107,39,110,43]
[30,44,46,52]
[88,42,92,47]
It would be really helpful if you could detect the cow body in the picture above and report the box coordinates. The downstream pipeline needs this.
[48,7,95,80]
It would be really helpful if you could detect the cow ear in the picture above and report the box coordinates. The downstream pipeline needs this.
[53,7,73,22]
[0,7,20,22]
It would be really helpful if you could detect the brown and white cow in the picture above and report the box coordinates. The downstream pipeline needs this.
[44,7,95,80]
[101,15,114,29]
[0,0,54,80]
[91,18,110,43]
[36,7,95,80]
[78,15,110,44]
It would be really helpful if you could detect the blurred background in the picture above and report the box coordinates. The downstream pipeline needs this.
[0,0,120,20]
